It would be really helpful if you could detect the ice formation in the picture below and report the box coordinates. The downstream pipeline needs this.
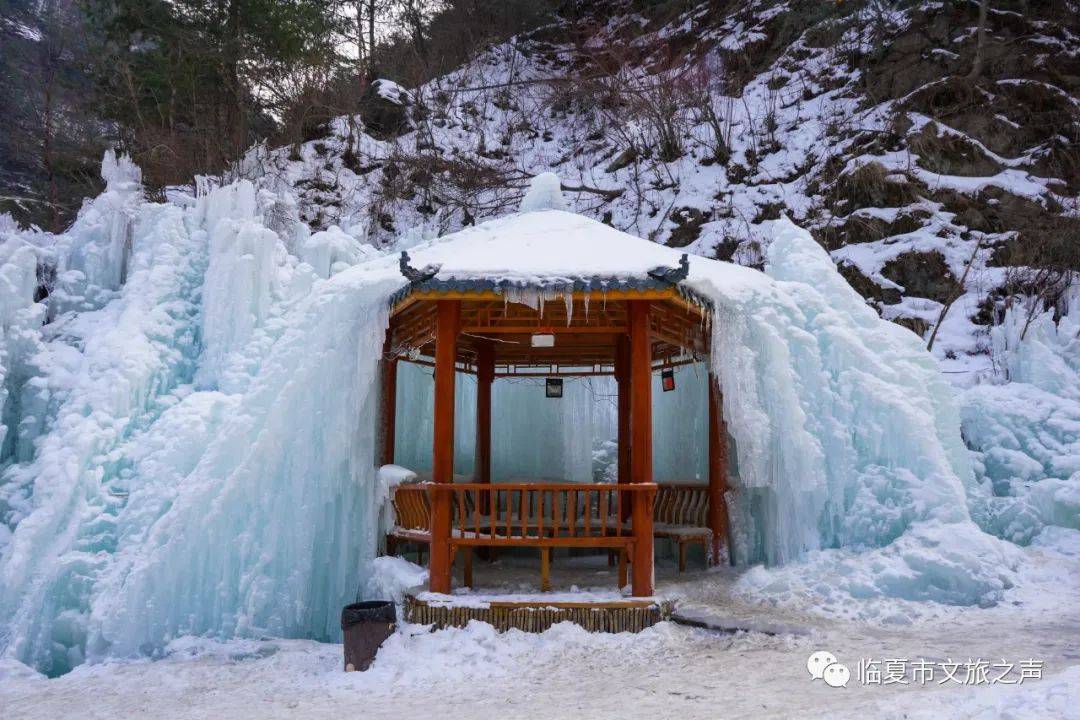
[707,219,980,559]
[0,217,44,470]
[960,294,1080,544]
[0,164,405,675]
[0,164,1031,674]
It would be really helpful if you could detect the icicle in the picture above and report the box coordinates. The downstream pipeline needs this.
[505,286,539,311]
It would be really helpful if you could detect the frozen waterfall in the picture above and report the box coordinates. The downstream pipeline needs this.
[0,166,1033,675]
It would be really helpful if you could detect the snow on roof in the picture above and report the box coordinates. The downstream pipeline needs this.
[399,210,768,298]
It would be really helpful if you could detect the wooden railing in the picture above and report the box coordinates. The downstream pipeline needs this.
[389,481,719,592]
[427,482,657,547]
[393,482,706,536]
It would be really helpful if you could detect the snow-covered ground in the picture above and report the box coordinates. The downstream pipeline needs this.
[4,532,1079,720]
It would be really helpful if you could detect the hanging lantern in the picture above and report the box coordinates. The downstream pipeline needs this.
[545,378,564,398]
[661,368,675,392]
[531,333,555,347]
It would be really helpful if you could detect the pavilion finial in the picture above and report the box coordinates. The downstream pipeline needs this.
[519,172,567,213]
[647,254,690,284]
[399,251,441,284]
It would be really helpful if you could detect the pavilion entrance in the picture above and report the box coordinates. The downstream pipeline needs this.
[379,283,731,598]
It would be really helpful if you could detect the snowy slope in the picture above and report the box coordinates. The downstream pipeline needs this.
[240,0,1079,382]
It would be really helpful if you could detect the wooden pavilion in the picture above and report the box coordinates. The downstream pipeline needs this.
[376,214,732,600]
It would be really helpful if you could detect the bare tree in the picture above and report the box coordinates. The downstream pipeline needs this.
[967,0,990,80]
[927,237,984,352]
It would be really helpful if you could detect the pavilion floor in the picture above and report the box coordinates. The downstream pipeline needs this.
[400,546,839,640]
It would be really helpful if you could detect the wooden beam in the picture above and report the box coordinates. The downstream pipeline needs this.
[429,300,460,594]
[378,330,397,467]
[459,325,624,334]
[708,373,732,566]
[628,301,654,597]
[495,367,615,378]
[390,288,709,322]
[406,288,682,302]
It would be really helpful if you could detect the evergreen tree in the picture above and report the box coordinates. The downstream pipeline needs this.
[86,0,346,185]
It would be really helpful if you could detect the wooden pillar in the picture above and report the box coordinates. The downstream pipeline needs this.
[708,374,732,566]
[475,340,494,514]
[429,300,460,594]
[540,547,551,592]
[628,301,654,597]
[378,331,398,467]
[615,334,631,520]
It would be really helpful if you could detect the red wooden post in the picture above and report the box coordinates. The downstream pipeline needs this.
[708,373,731,566]
[378,331,397,467]
[615,334,631,521]
[429,300,460,594]
[475,339,494,514]
[628,300,654,596]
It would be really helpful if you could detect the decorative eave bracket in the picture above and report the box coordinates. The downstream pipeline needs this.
[399,251,442,284]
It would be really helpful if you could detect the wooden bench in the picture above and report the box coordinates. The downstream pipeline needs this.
[386,482,655,591]
[386,483,433,563]
[434,482,655,592]
[385,475,479,555]
[386,483,484,583]
[386,482,708,584]
[385,481,557,579]
[653,483,712,572]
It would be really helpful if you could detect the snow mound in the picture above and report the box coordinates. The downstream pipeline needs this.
[363,556,428,604]
[734,522,1021,619]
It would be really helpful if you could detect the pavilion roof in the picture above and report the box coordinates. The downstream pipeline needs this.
[388,210,719,309]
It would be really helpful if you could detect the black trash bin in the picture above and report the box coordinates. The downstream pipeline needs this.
[341,600,396,672]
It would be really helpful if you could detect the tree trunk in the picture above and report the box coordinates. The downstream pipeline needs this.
[226,0,244,159]
[927,238,983,352]
[367,0,376,79]
[354,0,366,80]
